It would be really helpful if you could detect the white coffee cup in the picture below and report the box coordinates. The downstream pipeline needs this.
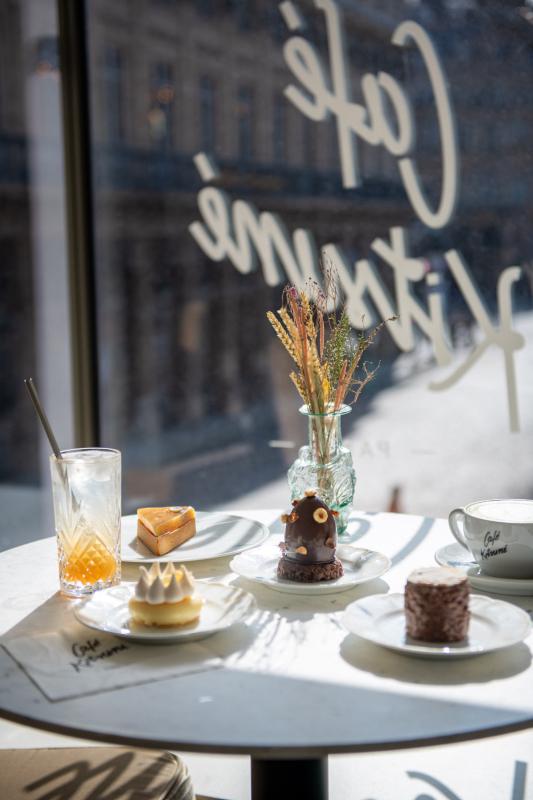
[448,499,533,578]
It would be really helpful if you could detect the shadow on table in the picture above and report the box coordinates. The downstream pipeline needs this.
[339,515,374,543]
[405,761,529,800]
[388,516,436,567]
[231,576,389,621]
[2,591,77,639]
[330,760,530,800]
[340,515,436,570]
[340,635,532,684]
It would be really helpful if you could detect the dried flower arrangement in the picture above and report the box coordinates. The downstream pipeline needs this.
[267,281,393,422]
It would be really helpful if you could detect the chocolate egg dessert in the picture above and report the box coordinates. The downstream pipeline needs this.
[277,489,344,582]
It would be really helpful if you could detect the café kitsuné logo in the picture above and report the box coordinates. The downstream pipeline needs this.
[189,0,525,432]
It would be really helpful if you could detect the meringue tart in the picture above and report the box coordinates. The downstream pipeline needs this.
[129,562,203,627]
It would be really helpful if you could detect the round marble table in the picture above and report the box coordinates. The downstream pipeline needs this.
[1,510,532,800]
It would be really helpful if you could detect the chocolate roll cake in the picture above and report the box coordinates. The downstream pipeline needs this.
[277,490,344,582]
[404,566,470,642]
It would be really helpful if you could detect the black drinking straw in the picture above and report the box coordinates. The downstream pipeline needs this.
[24,378,62,458]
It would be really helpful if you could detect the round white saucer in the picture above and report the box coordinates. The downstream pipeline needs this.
[74,581,256,644]
[435,543,533,596]
[121,512,269,564]
[230,544,391,595]
[342,593,531,659]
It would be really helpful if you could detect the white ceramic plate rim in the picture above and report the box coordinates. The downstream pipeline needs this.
[120,511,270,563]
[230,544,391,595]
[74,581,257,643]
[342,592,531,658]
[435,542,533,595]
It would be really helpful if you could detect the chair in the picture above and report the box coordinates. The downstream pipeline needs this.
[0,747,195,800]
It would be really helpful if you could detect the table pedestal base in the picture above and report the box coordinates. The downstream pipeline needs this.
[251,757,328,800]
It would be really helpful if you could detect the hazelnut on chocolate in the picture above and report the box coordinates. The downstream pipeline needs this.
[282,493,337,565]
[313,507,328,524]
[277,493,344,583]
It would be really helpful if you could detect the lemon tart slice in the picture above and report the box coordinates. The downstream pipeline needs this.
[137,506,196,556]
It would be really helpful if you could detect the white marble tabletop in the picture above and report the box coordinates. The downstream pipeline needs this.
[0,510,532,758]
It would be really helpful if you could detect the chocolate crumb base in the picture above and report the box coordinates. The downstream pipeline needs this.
[277,557,344,583]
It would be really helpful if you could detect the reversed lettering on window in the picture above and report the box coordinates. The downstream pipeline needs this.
[189,0,526,432]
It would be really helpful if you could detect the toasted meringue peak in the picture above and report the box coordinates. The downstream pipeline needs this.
[165,573,185,603]
[148,562,162,579]
[162,562,174,580]
[134,561,197,605]
[147,574,165,603]
[135,566,151,600]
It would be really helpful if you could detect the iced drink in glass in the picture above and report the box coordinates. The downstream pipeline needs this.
[50,448,121,596]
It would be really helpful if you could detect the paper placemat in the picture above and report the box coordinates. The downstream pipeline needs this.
[2,622,221,702]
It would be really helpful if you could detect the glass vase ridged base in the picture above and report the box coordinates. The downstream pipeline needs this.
[288,405,356,537]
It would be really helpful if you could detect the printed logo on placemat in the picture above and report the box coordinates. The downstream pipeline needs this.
[70,637,130,673]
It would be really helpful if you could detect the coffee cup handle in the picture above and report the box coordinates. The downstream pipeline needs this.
[448,508,469,549]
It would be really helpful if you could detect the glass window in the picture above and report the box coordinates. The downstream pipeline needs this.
[149,62,175,148]
[0,0,74,551]
[303,117,315,168]
[102,46,124,144]
[199,75,215,153]
[233,0,254,31]
[86,0,533,521]
[237,85,254,162]
[273,93,286,164]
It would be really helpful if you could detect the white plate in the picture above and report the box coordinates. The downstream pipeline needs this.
[74,581,257,644]
[342,593,531,659]
[230,544,391,595]
[121,511,269,564]
[435,542,533,596]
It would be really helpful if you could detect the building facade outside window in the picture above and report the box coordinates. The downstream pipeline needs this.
[237,85,254,162]
[199,75,215,153]
[149,62,174,148]
[102,45,124,144]
[273,93,286,164]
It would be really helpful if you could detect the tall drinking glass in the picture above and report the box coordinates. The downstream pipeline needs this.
[50,448,121,597]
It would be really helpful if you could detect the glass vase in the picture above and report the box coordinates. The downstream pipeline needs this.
[288,405,356,537]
